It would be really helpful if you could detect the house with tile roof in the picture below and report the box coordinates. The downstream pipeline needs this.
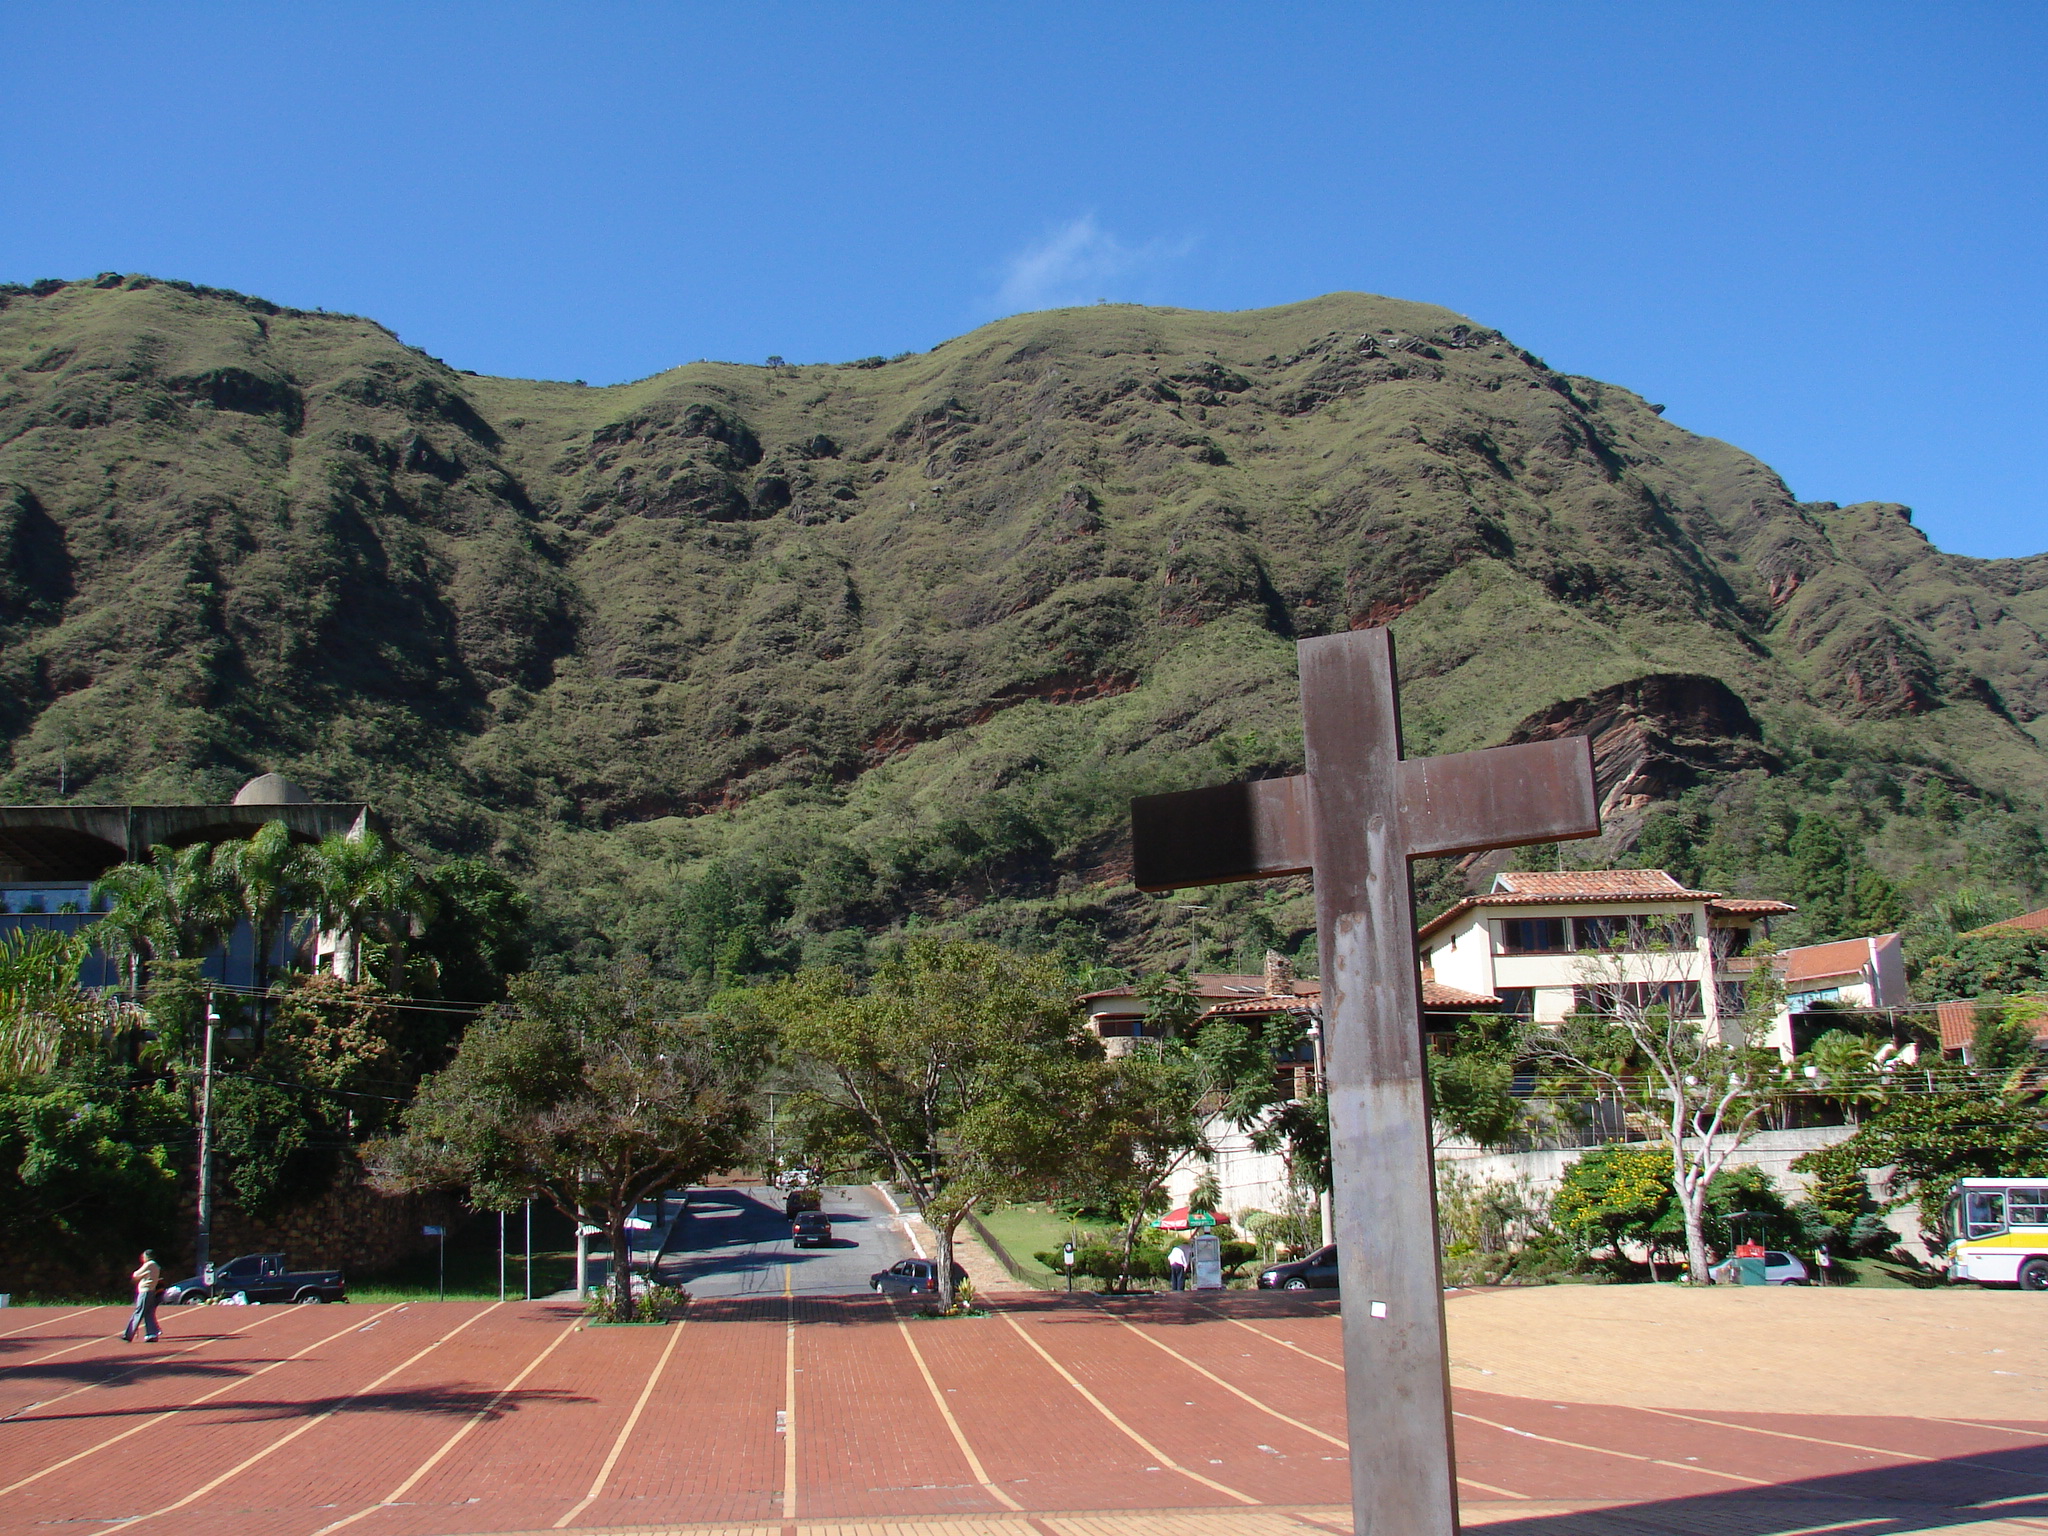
[1419,869,1795,1044]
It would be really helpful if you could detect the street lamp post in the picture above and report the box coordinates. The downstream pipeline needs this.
[195,996,219,1279]
[1306,1017,1332,1249]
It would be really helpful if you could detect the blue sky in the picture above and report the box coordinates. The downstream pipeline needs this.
[3,3,2043,557]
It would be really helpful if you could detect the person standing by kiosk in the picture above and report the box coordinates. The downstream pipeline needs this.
[123,1250,162,1343]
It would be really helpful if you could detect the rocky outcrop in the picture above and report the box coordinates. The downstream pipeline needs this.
[1505,673,1777,818]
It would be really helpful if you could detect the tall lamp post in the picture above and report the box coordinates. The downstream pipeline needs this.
[195,996,219,1279]
[1306,1016,1332,1250]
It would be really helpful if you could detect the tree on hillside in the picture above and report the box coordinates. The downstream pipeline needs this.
[1428,1014,1528,1151]
[761,939,1095,1311]
[372,961,765,1319]
[1784,815,1904,943]
[1914,929,2048,1002]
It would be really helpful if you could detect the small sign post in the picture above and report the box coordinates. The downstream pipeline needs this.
[1131,626,1600,1534]
[422,1225,445,1301]
[1063,1241,1076,1293]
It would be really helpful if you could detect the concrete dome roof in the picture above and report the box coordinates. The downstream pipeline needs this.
[231,772,314,806]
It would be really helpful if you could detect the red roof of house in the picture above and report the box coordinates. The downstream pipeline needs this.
[1416,870,1796,943]
[1778,936,1892,987]
[1493,870,1698,896]
[1197,977,1500,1015]
[1966,906,2048,937]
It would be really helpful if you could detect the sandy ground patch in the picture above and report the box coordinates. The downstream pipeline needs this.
[1446,1281,2046,1416]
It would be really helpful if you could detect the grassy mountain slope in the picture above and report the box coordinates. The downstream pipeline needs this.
[3,274,2044,979]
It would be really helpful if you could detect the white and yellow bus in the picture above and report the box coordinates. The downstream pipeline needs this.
[1947,1179,2048,1289]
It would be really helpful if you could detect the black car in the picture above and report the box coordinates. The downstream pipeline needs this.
[1256,1244,1339,1291]
[163,1252,347,1306]
[870,1258,967,1295]
[792,1210,833,1248]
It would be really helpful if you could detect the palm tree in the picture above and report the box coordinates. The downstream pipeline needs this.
[212,820,311,993]
[90,842,235,995]
[303,830,437,985]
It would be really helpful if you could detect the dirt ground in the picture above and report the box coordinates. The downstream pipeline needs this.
[1448,1281,2046,1417]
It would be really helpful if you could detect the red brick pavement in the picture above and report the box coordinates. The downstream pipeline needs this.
[1,1292,2044,1536]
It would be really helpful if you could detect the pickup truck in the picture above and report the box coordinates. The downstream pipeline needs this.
[162,1253,347,1305]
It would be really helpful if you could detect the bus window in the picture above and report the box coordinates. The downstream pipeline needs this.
[1966,1190,2007,1239]
[2010,1188,2048,1226]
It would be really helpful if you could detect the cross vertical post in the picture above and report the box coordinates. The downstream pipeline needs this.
[1300,627,1456,1533]
[1129,625,1600,1536]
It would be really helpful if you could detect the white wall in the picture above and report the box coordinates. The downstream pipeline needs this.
[1177,1120,1860,1226]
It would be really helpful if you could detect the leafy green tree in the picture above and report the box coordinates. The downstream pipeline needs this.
[1915,930,2048,1002]
[1428,1015,1526,1150]
[372,960,765,1319]
[1069,1046,1214,1291]
[761,939,1095,1311]
[413,858,531,1003]
[1784,815,1904,943]
[1552,1146,1671,1266]
[1796,1082,2048,1238]
[0,1071,189,1286]
[1134,969,1204,1042]
[1537,957,1790,1283]
[1974,1006,2042,1077]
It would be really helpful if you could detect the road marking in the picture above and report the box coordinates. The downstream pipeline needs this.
[0,1303,407,1498]
[0,1306,98,1340]
[1639,1407,2048,1483]
[783,1267,799,1522]
[1089,1304,1347,1450]
[3,1306,293,1418]
[306,1307,575,1536]
[552,1316,688,1527]
[993,1304,1259,1505]
[1199,1307,1341,1371]
[1177,1303,1526,1498]
[890,1302,1024,1511]
[103,1303,501,1532]
[1453,1408,1771,1486]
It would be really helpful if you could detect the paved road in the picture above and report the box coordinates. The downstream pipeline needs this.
[662,1182,914,1298]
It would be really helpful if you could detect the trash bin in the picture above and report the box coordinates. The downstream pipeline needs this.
[1732,1241,1767,1286]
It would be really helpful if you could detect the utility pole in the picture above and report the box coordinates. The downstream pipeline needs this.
[195,995,219,1279]
[498,1209,506,1302]
[523,1199,532,1300]
[1307,1016,1333,1250]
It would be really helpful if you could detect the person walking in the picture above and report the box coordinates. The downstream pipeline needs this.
[1167,1240,1190,1292]
[123,1250,162,1343]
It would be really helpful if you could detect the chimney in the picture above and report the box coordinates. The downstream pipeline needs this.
[1264,949,1295,996]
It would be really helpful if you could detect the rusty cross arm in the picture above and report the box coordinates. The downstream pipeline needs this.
[1130,735,1600,892]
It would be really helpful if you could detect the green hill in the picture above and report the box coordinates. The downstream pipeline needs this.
[3,274,2043,982]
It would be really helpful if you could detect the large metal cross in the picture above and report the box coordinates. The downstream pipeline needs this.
[1130,626,1600,1535]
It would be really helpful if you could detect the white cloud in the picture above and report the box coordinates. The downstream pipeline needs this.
[992,215,1193,314]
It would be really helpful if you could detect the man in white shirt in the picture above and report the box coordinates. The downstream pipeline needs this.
[123,1250,163,1343]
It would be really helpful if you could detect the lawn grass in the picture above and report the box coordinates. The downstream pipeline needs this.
[976,1203,1122,1287]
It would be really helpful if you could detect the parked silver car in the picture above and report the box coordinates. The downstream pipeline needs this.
[1708,1250,1810,1285]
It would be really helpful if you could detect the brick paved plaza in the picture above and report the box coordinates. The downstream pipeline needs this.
[1,1287,2043,1536]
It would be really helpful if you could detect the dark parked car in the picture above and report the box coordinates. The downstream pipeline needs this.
[792,1210,834,1248]
[1256,1245,1339,1291]
[870,1258,967,1295]
[163,1253,347,1306]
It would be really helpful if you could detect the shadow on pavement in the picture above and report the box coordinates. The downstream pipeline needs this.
[1470,1445,2048,1534]
[11,1382,592,1426]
